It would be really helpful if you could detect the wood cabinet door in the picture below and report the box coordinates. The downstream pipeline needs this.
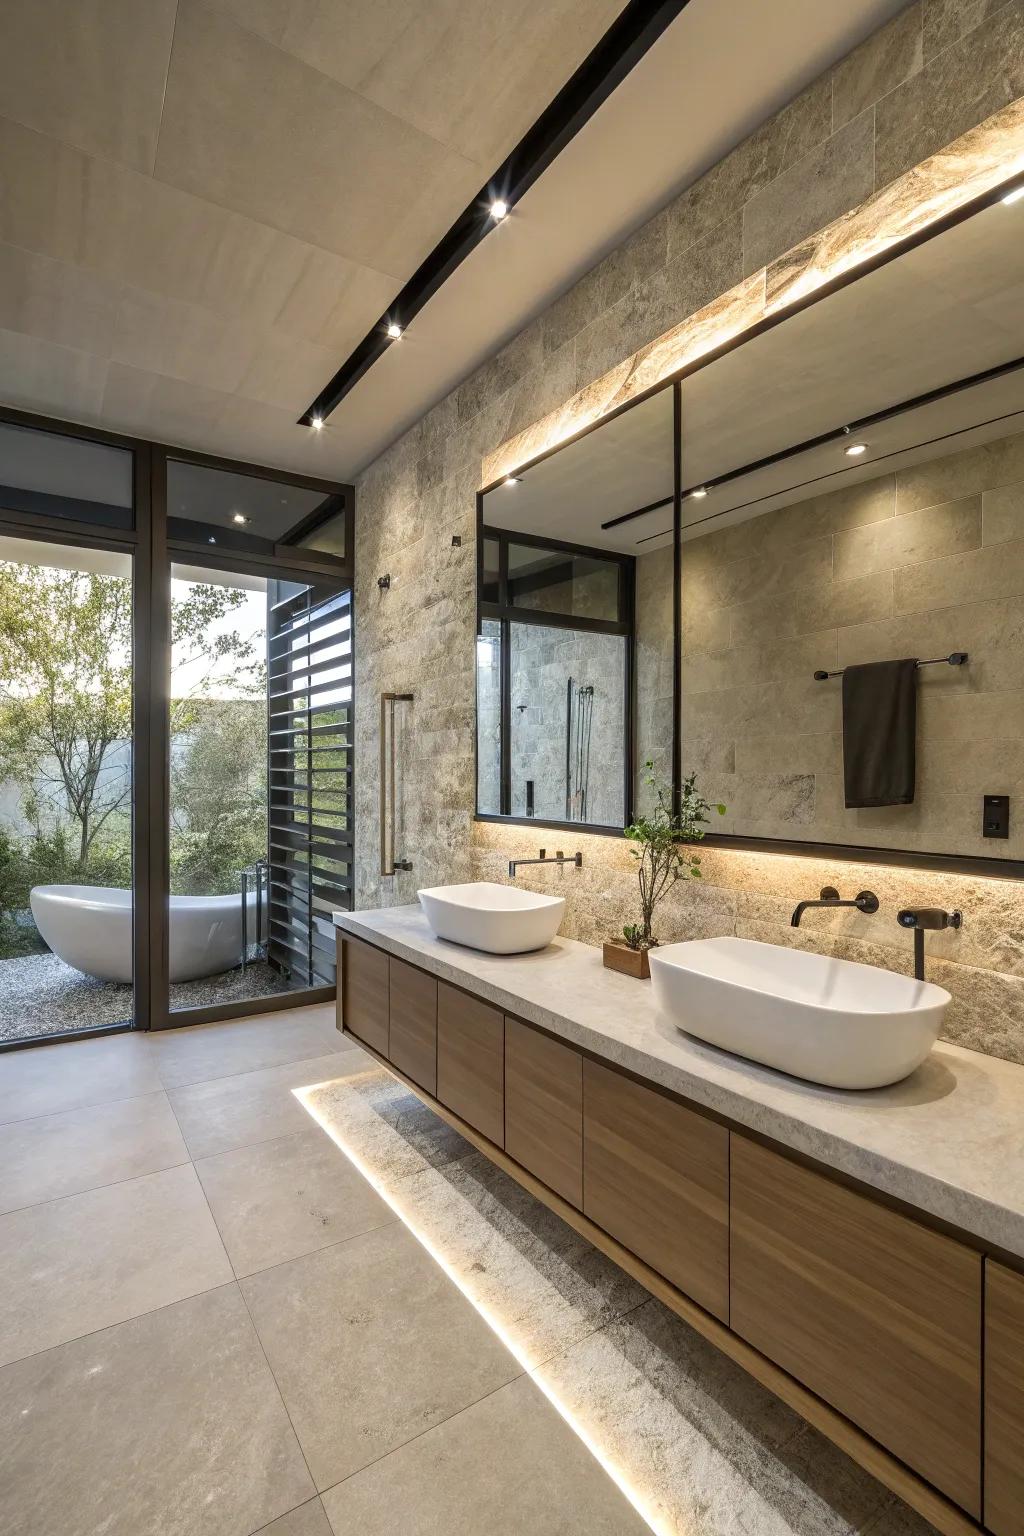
[583,1059,729,1321]
[388,958,437,1095]
[986,1260,1024,1535]
[436,982,504,1146]
[504,1018,582,1207]
[339,936,389,1056]
[731,1135,982,1516]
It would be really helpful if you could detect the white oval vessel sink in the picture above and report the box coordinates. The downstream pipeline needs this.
[648,936,950,1089]
[418,881,565,954]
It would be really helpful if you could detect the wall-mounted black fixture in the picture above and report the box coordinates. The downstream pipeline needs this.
[377,574,391,591]
[451,535,462,548]
[814,652,967,681]
[983,793,1010,839]
[897,907,962,980]
[526,780,535,817]
[791,885,879,926]
[297,0,690,427]
[508,848,583,877]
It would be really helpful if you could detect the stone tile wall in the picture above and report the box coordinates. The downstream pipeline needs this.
[354,0,1024,1065]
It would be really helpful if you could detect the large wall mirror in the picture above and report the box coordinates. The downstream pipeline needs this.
[475,183,1024,873]
[476,385,676,831]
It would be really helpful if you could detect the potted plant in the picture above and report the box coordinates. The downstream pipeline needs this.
[603,763,725,979]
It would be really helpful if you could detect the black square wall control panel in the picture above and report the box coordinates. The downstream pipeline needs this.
[983,795,1010,839]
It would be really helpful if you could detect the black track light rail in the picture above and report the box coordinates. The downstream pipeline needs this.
[297,0,691,428]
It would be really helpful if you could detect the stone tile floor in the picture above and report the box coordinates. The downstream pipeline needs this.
[0,1002,939,1535]
[0,951,293,1042]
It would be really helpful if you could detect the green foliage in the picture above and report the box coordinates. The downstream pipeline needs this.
[621,762,726,950]
[170,698,268,895]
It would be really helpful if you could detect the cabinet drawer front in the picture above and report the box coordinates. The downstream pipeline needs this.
[731,1136,982,1516]
[583,1059,729,1321]
[987,1261,1024,1536]
[436,982,504,1146]
[388,958,437,1095]
[505,1018,582,1208]
[340,936,389,1056]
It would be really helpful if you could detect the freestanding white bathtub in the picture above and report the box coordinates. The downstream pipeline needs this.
[29,885,261,984]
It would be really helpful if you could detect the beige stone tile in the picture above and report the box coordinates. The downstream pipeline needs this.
[0,325,109,422]
[923,0,1009,59]
[896,430,1024,511]
[168,1048,370,1159]
[542,214,667,357]
[255,1501,333,1536]
[0,1032,161,1126]
[0,241,122,356]
[895,539,1024,613]
[839,595,1024,693]
[834,494,981,581]
[321,1373,650,1536]
[688,533,834,613]
[0,0,177,171]
[0,1091,187,1216]
[742,112,875,277]
[195,1129,394,1277]
[0,1164,232,1366]
[155,0,482,270]
[875,2,1024,185]
[0,1284,314,1536]
[833,4,924,127]
[151,1003,347,1088]
[983,479,1024,544]
[729,570,893,647]
[240,1223,520,1489]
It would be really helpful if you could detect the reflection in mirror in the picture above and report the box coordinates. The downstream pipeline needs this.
[678,193,1024,862]
[477,386,675,829]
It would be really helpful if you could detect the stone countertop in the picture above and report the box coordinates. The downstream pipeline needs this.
[334,905,1024,1260]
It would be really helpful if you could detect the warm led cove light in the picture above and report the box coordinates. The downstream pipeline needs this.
[311,414,323,431]
[386,321,403,339]
[844,442,868,456]
[490,199,509,220]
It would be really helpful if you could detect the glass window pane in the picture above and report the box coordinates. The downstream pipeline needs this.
[509,622,625,826]
[507,542,620,621]
[167,459,347,561]
[476,620,502,814]
[0,420,133,531]
[481,536,500,604]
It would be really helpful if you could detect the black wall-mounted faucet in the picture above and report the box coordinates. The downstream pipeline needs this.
[897,907,962,980]
[791,885,880,926]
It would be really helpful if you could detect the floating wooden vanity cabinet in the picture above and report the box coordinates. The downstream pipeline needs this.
[338,934,389,1056]
[504,1016,583,1207]
[985,1261,1024,1535]
[730,1135,983,1517]
[387,957,437,1095]
[436,982,505,1147]
[582,1059,729,1322]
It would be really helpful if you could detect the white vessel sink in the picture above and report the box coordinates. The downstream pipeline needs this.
[418,881,565,954]
[649,936,950,1089]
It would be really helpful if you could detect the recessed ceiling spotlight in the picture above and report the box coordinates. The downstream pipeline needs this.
[231,512,249,525]
[386,321,403,339]
[1003,185,1024,206]
[504,475,522,486]
[690,486,708,500]
[207,535,217,545]
[311,414,323,431]
[844,442,869,457]
[489,199,509,220]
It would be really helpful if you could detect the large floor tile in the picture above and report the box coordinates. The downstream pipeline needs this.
[240,1222,520,1489]
[0,1031,161,1125]
[0,1091,187,1215]
[151,1003,348,1088]
[195,1129,394,1277]
[255,1499,334,1535]
[321,1373,650,1535]
[0,1163,232,1365]
[169,1048,371,1159]
[0,1284,314,1536]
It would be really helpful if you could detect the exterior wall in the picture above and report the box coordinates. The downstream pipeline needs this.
[355,0,1024,1066]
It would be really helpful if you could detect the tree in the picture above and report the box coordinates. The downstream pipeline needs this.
[621,762,726,950]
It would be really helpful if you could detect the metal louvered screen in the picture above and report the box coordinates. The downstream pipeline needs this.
[266,578,353,988]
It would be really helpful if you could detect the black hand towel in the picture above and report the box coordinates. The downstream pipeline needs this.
[842,658,918,808]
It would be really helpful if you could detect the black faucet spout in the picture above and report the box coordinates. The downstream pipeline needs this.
[790,886,879,927]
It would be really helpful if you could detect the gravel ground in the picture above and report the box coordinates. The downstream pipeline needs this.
[0,953,295,1043]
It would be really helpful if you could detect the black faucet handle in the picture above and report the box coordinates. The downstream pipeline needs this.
[819,885,840,902]
[897,906,961,930]
[855,890,880,914]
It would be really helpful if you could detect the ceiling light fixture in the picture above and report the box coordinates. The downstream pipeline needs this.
[504,474,522,486]
[844,442,869,457]
[311,414,323,431]
[690,486,708,500]
[231,512,249,525]
[489,199,509,220]
[1002,185,1024,205]
[386,321,403,339]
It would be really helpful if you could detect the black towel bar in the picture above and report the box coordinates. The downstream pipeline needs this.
[814,651,967,681]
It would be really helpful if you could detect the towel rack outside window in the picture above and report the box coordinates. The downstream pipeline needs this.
[813,651,968,681]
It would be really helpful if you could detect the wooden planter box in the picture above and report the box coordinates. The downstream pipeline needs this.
[603,940,651,979]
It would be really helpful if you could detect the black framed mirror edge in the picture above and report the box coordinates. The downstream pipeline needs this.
[473,167,1024,875]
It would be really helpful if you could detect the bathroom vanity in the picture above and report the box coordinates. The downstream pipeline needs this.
[335,906,1024,1536]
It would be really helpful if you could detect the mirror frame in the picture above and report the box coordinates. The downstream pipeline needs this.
[474,172,1024,878]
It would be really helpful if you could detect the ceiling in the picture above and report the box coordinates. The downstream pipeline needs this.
[0,0,909,482]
